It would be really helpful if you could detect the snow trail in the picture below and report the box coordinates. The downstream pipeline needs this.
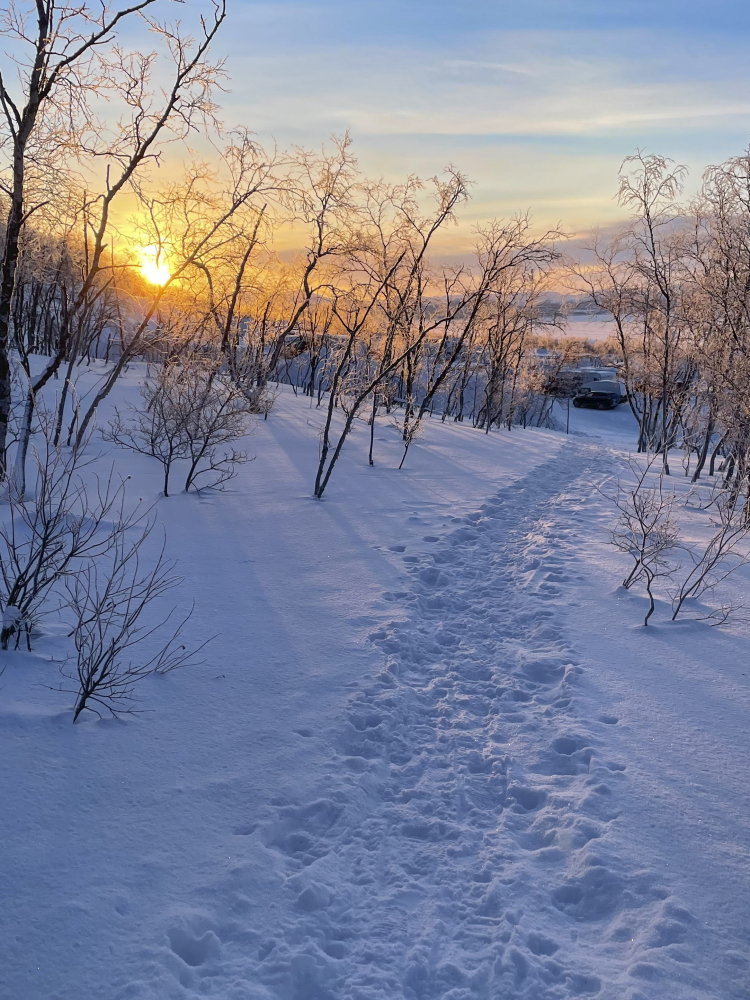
[241,443,705,1000]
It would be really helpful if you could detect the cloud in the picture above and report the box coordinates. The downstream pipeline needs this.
[441,59,536,79]
[216,5,750,230]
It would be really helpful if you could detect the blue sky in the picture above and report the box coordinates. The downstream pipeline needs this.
[215,0,750,244]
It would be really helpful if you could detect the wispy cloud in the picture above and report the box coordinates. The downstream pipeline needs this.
[221,3,750,231]
[442,59,536,79]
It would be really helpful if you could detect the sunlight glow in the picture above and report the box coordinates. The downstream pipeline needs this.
[140,244,171,286]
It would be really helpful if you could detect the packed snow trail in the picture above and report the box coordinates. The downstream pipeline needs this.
[229,443,707,1000]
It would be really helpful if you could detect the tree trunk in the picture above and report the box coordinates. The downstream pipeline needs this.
[75,346,138,449]
[692,418,714,483]
[368,393,377,466]
[709,433,727,478]
[54,355,78,446]
[14,349,71,492]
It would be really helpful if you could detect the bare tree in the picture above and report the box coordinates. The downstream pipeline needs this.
[0,0,230,486]
[0,0,165,474]
[178,361,253,492]
[686,151,750,499]
[571,154,692,468]
[105,358,254,495]
[475,266,549,431]
[73,133,282,449]
[313,169,470,497]
[258,135,360,383]
[399,215,563,468]
[104,366,188,497]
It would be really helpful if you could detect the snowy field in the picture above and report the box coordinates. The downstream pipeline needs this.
[1,369,749,1000]
[560,319,617,343]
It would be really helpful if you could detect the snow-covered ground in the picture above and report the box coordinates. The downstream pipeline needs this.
[560,318,617,343]
[1,371,749,1000]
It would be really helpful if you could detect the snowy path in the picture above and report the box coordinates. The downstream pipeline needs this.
[234,443,711,1000]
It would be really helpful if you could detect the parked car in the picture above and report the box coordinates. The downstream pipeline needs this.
[572,388,621,410]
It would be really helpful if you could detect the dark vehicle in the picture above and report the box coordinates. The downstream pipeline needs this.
[572,388,621,410]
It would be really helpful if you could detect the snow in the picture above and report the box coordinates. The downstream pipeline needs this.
[1,369,749,1000]
[561,319,618,343]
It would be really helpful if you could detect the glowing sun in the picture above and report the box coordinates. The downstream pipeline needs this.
[140,244,171,286]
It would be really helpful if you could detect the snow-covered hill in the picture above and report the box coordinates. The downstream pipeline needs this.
[1,375,748,999]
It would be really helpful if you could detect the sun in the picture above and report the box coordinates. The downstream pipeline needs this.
[140,244,171,286]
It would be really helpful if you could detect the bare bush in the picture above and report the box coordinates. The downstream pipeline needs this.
[605,460,680,625]
[105,368,188,497]
[178,363,255,492]
[105,361,255,495]
[605,460,750,626]
[60,524,201,721]
[0,436,131,648]
[226,347,277,416]
[671,490,750,621]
